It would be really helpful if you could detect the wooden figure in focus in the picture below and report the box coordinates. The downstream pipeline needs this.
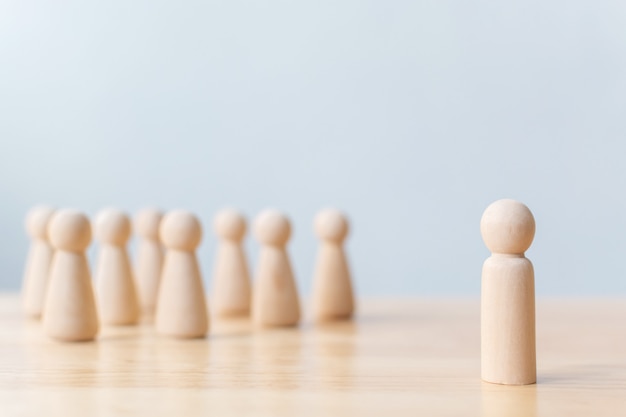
[481,199,536,385]
[155,210,209,338]
[43,210,99,342]
[252,209,300,327]
[211,209,252,318]
[94,208,140,325]
[311,209,355,322]
[133,208,164,315]
[22,206,56,319]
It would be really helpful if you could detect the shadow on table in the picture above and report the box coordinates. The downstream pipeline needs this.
[481,381,537,417]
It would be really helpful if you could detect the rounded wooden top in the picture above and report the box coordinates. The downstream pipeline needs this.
[160,210,202,250]
[48,210,92,251]
[25,205,56,240]
[254,209,291,247]
[95,208,131,245]
[314,209,349,243]
[214,209,246,241]
[480,199,535,254]
[134,208,163,240]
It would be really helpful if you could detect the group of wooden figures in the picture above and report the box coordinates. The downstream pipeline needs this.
[21,206,355,342]
[22,198,538,387]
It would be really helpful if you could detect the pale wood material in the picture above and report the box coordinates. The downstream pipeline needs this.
[42,210,99,342]
[155,210,209,338]
[22,205,56,319]
[1,295,625,416]
[252,210,300,327]
[312,209,355,322]
[481,199,536,385]
[211,209,252,318]
[94,209,140,326]
[133,208,164,315]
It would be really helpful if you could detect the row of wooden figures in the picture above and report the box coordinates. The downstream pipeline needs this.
[22,207,355,342]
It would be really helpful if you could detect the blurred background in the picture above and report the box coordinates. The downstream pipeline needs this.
[1,1,625,295]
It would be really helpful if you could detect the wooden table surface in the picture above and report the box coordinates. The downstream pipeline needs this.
[0,294,624,416]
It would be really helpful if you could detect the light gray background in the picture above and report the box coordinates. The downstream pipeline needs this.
[1,1,626,295]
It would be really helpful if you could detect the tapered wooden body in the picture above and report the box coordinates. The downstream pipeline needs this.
[22,239,54,318]
[155,250,208,338]
[135,239,163,314]
[95,245,140,325]
[312,242,354,321]
[481,254,536,385]
[43,251,99,341]
[212,242,251,317]
[253,247,300,327]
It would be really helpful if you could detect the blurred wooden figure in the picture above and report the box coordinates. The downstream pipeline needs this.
[252,210,300,327]
[481,199,536,385]
[94,208,140,325]
[43,210,99,342]
[155,210,209,338]
[312,209,355,322]
[211,209,251,318]
[22,205,56,319]
[133,208,164,315]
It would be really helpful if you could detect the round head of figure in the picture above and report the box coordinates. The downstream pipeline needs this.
[314,208,349,243]
[25,206,56,240]
[48,210,92,252]
[254,209,291,247]
[160,210,202,251]
[95,208,131,246]
[214,209,246,242]
[134,208,163,240]
[480,199,535,254]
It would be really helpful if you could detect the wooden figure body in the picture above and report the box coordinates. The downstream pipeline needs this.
[481,199,536,385]
[252,210,300,327]
[133,208,164,315]
[155,210,209,338]
[312,209,355,322]
[94,209,140,325]
[211,209,251,317]
[43,210,99,342]
[22,206,56,319]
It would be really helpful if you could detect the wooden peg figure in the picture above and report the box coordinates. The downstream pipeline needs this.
[481,199,536,385]
[211,209,252,318]
[94,209,140,325]
[155,210,209,338]
[311,209,355,322]
[43,210,99,342]
[22,206,56,319]
[133,208,164,315]
[252,210,300,327]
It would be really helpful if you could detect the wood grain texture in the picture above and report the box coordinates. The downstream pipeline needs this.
[0,294,625,416]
